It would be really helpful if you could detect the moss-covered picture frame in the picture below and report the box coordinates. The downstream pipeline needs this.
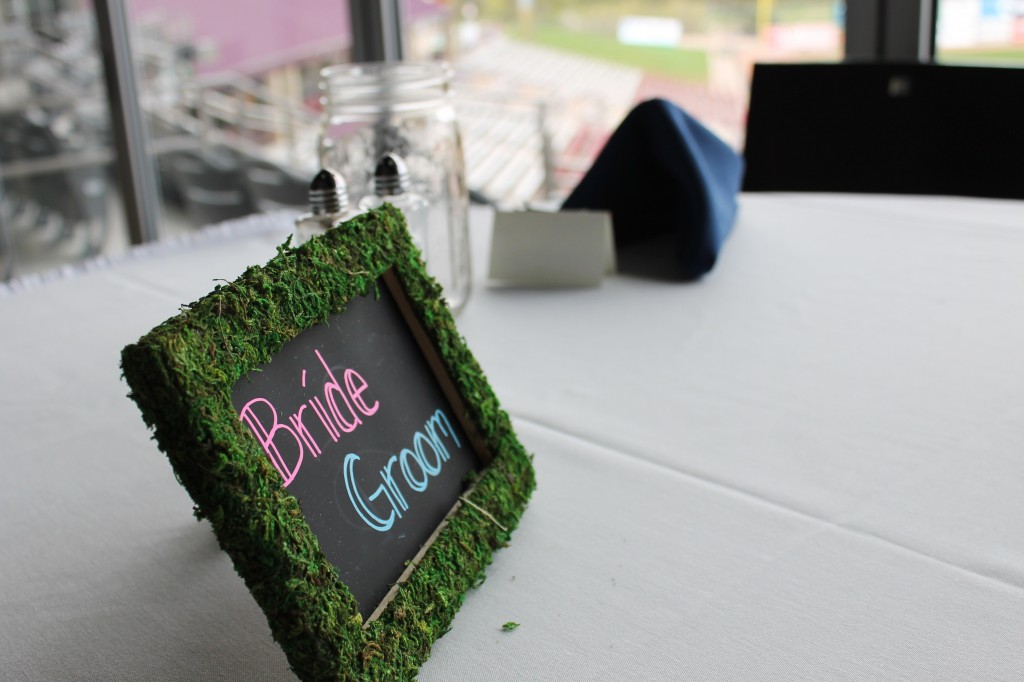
[121,205,535,681]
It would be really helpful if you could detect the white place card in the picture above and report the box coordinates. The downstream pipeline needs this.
[488,209,615,288]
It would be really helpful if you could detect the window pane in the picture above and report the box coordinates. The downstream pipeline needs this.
[452,1,845,202]
[1,3,125,280]
[936,0,1024,65]
[128,0,348,232]
[3,0,853,282]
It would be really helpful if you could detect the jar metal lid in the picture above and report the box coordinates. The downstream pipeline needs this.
[320,62,453,114]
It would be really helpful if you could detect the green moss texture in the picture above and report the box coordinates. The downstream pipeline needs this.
[121,205,535,681]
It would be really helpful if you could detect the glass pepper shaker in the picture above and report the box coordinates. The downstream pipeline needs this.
[358,152,429,258]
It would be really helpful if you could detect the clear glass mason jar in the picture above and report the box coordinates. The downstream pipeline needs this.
[318,62,471,314]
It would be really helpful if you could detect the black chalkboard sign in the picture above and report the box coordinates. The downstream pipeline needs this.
[230,272,487,620]
[121,205,534,681]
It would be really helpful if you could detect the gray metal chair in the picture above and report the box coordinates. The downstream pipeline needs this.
[0,181,13,282]
[0,111,109,257]
[169,146,256,226]
[242,158,309,212]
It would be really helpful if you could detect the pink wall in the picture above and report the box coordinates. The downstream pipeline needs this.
[129,0,351,74]
[129,0,444,75]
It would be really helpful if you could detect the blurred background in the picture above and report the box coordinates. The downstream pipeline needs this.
[1,0,1021,281]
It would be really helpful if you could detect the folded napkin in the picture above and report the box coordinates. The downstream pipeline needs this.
[562,99,743,280]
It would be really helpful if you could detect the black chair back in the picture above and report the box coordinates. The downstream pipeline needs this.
[742,63,1024,199]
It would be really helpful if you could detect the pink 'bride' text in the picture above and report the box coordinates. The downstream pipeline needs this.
[238,349,379,485]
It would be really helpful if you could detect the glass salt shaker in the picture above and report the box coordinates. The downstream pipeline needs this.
[293,168,357,246]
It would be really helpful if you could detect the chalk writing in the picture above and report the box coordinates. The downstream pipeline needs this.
[238,348,461,533]
[343,409,461,532]
[238,349,379,486]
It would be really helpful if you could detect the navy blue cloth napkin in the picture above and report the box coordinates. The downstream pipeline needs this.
[562,99,743,280]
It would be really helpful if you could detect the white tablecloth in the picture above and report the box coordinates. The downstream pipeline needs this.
[2,195,1023,680]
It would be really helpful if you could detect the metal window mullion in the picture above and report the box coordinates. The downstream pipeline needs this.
[844,0,937,63]
[349,0,405,63]
[94,0,160,245]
